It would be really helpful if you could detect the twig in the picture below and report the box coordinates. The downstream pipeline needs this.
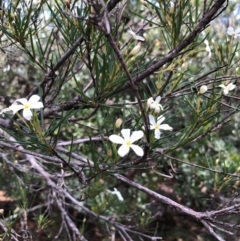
[160,152,240,179]
[94,3,151,147]
[112,172,239,240]
[113,173,203,218]
[107,0,228,97]
[201,220,225,241]
[28,0,123,98]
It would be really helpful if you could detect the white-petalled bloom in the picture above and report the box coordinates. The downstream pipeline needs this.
[147,96,164,113]
[149,115,173,139]
[109,129,144,157]
[147,97,154,108]
[107,188,124,201]
[0,108,10,116]
[8,95,43,120]
[219,83,236,95]
[199,85,208,94]
[128,27,145,42]
[0,102,18,116]
[227,27,240,38]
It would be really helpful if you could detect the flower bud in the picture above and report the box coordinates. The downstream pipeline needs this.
[90,6,96,14]
[147,97,153,108]
[140,0,148,6]
[128,42,141,57]
[199,85,208,94]
[115,118,122,129]
[107,149,112,157]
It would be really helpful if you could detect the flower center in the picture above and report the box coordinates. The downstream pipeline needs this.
[125,140,132,146]
[155,124,160,130]
[23,103,30,109]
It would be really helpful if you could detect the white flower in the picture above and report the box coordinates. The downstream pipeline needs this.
[227,27,240,38]
[149,115,173,139]
[0,108,10,116]
[199,85,208,94]
[9,95,44,120]
[0,101,26,117]
[147,96,164,113]
[109,129,144,157]
[0,103,15,116]
[147,97,154,108]
[107,188,124,201]
[219,83,236,95]
[128,27,145,42]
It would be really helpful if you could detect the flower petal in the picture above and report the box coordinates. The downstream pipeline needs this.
[113,188,124,201]
[154,130,161,139]
[149,103,155,109]
[16,98,28,105]
[130,144,144,156]
[235,27,240,34]
[109,135,124,144]
[219,84,225,89]
[118,144,130,157]
[227,27,234,35]
[148,114,156,125]
[157,115,165,124]
[160,124,173,131]
[135,35,145,41]
[29,95,41,103]
[147,97,154,106]
[154,106,161,114]
[223,89,229,95]
[22,109,33,120]
[29,102,44,109]
[227,83,236,91]
[128,27,145,41]
[149,125,155,130]
[121,129,131,140]
[155,96,161,103]
[128,27,135,36]
[0,107,11,116]
[130,130,144,143]
[10,104,24,114]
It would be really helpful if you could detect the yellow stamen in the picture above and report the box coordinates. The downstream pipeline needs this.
[125,140,132,146]
[24,103,30,109]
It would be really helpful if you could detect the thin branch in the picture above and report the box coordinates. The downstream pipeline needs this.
[94,4,151,149]
[161,152,240,179]
[112,172,239,240]
[201,220,225,241]
[113,173,203,218]
[57,136,107,146]
[107,0,227,97]
[28,0,123,98]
